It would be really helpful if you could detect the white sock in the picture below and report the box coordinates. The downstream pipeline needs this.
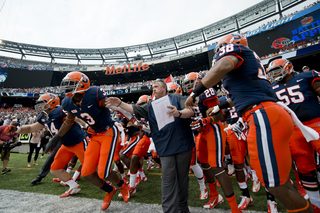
[66,166,72,174]
[147,157,152,165]
[238,181,248,189]
[251,170,258,181]
[245,164,252,174]
[243,167,248,176]
[72,170,81,180]
[113,164,118,171]
[138,169,146,179]
[130,173,137,188]
[190,164,206,191]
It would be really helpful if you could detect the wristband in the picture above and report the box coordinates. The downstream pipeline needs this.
[15,126,21,133]
[192,81,207,98]
[117,101,122,107]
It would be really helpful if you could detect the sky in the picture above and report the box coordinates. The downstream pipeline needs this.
[0,0,316,50]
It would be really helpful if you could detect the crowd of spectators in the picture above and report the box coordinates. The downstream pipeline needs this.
[0,107,37,126]
[0,72,210,94]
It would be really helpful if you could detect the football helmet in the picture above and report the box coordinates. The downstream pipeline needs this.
[137,95,151,105]
[35,93,60,114]
[266,59,293,83]
[168,83,182,94]
[60,71,90,97]
[182,72,202,94]
[215,33,248,53]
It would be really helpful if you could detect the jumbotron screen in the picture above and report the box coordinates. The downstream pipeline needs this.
[0,68,53,88]
[248,9,320,57]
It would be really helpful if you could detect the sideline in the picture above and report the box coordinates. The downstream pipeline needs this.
[0,189,266,213]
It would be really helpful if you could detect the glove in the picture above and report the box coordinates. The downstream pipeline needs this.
[45,134,61,153]
[190,117,213,131]
[232,117,248,140]
[211,105,220,114]
[4,125,17,134]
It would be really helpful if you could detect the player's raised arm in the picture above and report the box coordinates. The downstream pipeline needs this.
[105,97,134,114]
[185,55,239,110]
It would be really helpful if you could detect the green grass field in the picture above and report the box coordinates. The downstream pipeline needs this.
[0,153,295,212]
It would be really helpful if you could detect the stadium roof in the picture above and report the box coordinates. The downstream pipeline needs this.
[0,0,306,65]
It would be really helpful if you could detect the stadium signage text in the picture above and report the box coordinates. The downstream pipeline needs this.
[105,62,149,75]
[291,20,320,41]
[245,4,320,38]
[104,85,152,96]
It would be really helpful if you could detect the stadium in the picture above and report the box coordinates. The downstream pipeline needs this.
[1,0,320,212]
[0,0,319,105]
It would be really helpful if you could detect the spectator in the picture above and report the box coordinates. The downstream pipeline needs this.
[27,128,43,167]
[302,66,310,72]
[0,121,20,174]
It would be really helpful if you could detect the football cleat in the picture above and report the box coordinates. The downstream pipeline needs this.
[119,183,130,203]
[199,188,208,200]
[60,180,68,187]
[101,186,117,210]
[267,200,278,213]
[297,182,309,200]
[203,194,224,209]
[252,179,261,193]
[135,175,142,187]
[228,164,235,175]
[312,204,320,213]
[128,186,136,195]
[53,178,61,183]
[156,164,161,169]
[141,176,147,182]
[60,184,81,198]
[147,162,154,170]
[238,196,253,210]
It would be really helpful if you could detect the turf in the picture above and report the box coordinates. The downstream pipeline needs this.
[0,153,296,212]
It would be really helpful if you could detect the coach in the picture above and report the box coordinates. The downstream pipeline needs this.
[107,79,195,213]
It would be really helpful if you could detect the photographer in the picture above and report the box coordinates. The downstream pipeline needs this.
[0,121,21,175]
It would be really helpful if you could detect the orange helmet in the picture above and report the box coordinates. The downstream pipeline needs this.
[137,95,151,105]
[266,59,293,83]
[182,72,202,94]
[35,93,60,114]
[168,83,182,95]
[215,33,248,53]
[60,71,90,97]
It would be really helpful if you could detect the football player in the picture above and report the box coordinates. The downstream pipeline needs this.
[185,33,313,212]
[54,71,130,210]
[267,58,320,211]
[168,83,182,95]
[181,74,208,201]
[185,72,241,212]
[5,93,87,198]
